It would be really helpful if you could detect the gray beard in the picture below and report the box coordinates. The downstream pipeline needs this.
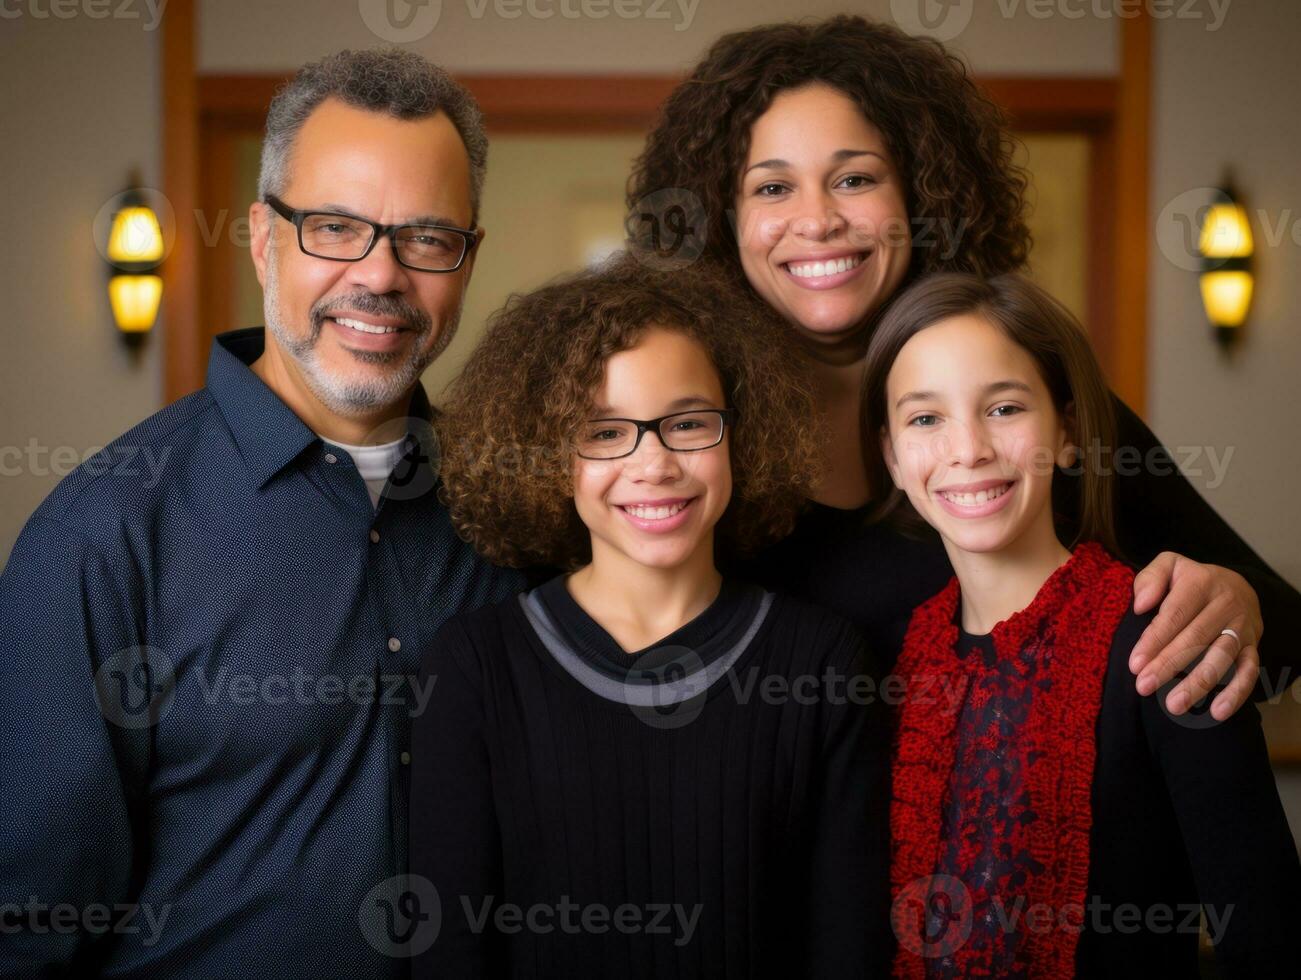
[262,243,458,416]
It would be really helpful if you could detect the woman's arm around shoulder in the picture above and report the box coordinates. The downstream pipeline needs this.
[1104,396,1300,718]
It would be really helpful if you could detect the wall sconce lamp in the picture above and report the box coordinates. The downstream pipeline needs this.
[106,185,164,343]
[1197,181,1253,349]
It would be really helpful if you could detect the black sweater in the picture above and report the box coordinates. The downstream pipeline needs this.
[408,576,894,979]
[1076,607,1301,976]
[734,399,1301,676]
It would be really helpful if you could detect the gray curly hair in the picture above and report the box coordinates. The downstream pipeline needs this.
[257,48,488,223]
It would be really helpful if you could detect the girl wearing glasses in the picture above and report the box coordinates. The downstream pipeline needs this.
[409,254,891,977]
[862,273,1299,976]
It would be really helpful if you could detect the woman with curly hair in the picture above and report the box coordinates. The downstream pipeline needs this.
[626,13,1300,718]
[409,255,892,978]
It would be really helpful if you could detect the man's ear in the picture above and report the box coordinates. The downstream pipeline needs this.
[461,226,485,284]
[249,201,274,289]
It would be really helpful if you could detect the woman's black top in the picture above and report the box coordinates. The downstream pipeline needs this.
[408,575,893,979]
[1075,607,1301,976]
[734,398,1301,676]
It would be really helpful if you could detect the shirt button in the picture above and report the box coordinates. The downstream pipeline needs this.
[388,637,401,653]
[324,452,338,464]
[369,529,381,543]
[400,751,411,765]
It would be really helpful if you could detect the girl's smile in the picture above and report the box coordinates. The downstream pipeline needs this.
[615,496,698,532]
[883,313,1073,557]
[573,327,732,573]
[933,478,1018,519]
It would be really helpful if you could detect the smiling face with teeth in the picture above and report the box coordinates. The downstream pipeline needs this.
[250,99,478,432]
[572,327,732,577]
[734,83,913,353]
[881,313,1075,559]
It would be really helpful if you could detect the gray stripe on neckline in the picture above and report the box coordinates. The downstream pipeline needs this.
[519,588,774,707]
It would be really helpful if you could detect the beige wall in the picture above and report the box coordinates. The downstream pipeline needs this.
[198,0,1117,75]
[1147,3,1301,783]
[0,12,162,564]
[1149,2,1301,590]
[434,133,646,399]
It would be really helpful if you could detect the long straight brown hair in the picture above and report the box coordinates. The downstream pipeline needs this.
[861,272,1120,556]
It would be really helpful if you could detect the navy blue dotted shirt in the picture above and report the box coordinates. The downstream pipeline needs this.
[0,328,525,978]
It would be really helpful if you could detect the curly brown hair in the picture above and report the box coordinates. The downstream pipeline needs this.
[627,15,1030,288]
[437,254,824,569]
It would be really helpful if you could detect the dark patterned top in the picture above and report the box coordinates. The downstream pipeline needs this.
[926,612,1049,979]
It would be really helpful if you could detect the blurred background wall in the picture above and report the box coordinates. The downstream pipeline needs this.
[2,0,1299,816]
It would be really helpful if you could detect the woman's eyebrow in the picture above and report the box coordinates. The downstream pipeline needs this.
[744,149,884,174]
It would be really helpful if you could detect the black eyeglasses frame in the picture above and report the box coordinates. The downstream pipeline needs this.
[575,409,735,460]
[263,195,479,273]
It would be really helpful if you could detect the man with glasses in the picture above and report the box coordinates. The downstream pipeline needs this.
[0,49,522,977]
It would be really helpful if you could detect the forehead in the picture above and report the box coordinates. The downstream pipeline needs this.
[283,98,472,222]
[888,314,1048,395]
[746,83,887,160]
[595,327,724,411]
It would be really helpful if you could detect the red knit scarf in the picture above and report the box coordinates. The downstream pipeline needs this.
[889,542,1134,978]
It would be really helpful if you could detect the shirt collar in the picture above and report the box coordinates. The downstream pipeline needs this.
[207,327,434,491]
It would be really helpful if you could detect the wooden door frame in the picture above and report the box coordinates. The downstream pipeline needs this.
[162,0,1149,414]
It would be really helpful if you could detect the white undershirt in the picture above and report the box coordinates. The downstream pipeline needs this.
[318,435,409,508]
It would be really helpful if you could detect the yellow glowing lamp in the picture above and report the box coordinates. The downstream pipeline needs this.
[109,275,163,333]
[107,206,165,265]
[1197,185,1253,346]
[105,188,165,340]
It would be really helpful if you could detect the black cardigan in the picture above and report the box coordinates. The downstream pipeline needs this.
[733,398,1301,677]
[1080,607,1301,975]
[408,577,894,979]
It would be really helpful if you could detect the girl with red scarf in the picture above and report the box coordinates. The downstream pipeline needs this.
[862,272,1300,978]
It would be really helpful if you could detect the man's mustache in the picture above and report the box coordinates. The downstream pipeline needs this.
[309,292,433,335]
